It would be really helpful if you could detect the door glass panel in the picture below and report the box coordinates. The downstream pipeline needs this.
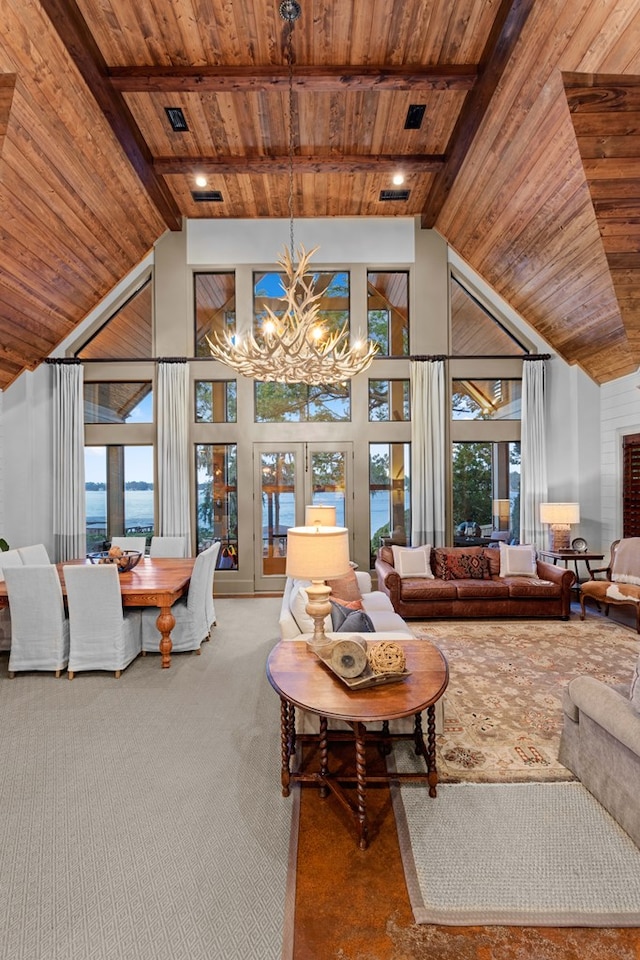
[260,452,295,576]
[309,451,346,526]
[195,444,238,566]
[369,442,411,566]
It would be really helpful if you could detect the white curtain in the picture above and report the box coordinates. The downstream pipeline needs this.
[157,360,191,554]
[52,362,86,561]
[410,358,446,547]
[520,358,548,548]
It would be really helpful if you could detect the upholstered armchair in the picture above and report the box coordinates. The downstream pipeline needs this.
[580,539,640,633]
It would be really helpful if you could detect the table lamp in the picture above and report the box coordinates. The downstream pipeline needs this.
[539,502,580,551]
[492,499,510,531]
[304,504,337,528]
[286,525,350,651]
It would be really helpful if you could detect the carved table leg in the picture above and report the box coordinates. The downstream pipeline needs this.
[354,721,369,850]
[319,715,329,798]
[378,718,392,756]
[156,603,176,669]
[426,705,438,798]
[280,698,293,797]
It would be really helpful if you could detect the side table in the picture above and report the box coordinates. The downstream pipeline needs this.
[539,549,604,585]
[266,638,449,849]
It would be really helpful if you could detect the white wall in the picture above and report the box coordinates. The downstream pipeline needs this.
[600,370,640,550]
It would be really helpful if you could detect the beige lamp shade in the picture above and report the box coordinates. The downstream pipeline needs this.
[304,504,337,527]
[539,502,580,525]
[285,526,350,580]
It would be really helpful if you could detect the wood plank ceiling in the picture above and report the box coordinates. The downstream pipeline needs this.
[0,0,639,389]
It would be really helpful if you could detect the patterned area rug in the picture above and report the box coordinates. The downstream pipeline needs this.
[409,618,640,782]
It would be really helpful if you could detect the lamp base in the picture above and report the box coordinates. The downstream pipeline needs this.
[305,580,333,654]
[549,525,571,551]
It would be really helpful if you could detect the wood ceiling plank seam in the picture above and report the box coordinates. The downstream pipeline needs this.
[0,293,75,354]
[0,270,81,328]
[79,0,149,66]
[0,74,16,147]
[570,0,640,74]
[422,0,537,229]
[577,134,640,160]
[588,178,640,201]
[38,0,183,230]
[582,156,640,178]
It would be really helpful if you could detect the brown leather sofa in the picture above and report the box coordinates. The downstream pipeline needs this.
[374,545,575,620]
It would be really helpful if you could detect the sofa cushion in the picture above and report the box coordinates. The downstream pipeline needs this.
[399,578,457,600]
[454,578,510,598]
[499,543,537,577]
[504,577,561,598]
[434,547,490,580]
[391,544,434,579]
[331,602,375,633]
[326,566,362,603]
[484,546,501,576]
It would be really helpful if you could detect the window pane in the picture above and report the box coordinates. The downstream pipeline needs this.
[195,380,237,423]
[367,271,409,357]
[77,279,152,360]
[369,442,411,566]
[452,379,521,420]
[195,272,236,357]
[260,452,295,577]
[85,445,154,552]
[254,270,350,341]
[84,382,153,424]
[452,441,521,545]
[254,382,350,422]
[450,275,526,355]
[196,444,238,567]
[368,379,410,421]
[310,452,346,526]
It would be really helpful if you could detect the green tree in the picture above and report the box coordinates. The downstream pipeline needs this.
[452,442,492,528]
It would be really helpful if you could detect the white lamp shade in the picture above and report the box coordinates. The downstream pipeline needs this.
[304,504,337,527]
[286,526,350,580]
[539,502,580,525]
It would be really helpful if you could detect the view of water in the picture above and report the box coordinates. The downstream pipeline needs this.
[86,488,395,536]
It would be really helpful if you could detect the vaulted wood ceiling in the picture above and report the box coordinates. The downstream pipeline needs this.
[1,0,640,389]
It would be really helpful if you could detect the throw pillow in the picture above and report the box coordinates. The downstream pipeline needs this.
[484,546,500,576]
[325,566,362,603]
[333,606,375,633]
[499,543,537,577]
[434,551,490,581]
[330,598,365,630]
[391,544,434,579]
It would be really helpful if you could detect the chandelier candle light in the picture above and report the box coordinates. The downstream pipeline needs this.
[285,525,351,651]
[206,0,378,386]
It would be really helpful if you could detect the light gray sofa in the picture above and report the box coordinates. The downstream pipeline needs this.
[559,668,640,847]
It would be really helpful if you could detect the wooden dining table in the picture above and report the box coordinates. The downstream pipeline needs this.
[0,556,195,669]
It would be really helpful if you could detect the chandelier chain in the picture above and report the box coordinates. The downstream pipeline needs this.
[287,20,295,263]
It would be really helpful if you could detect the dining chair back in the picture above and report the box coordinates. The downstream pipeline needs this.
[141,543,218,654]
[109,536,147,555]
[4,565,69,677]
[204,541,221,632]
[18,543,51,565]
[0,549,24,650]
[63,564,142,679]
[149,536,187,558]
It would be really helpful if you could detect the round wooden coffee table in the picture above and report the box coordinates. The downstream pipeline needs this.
[266,638,448,849]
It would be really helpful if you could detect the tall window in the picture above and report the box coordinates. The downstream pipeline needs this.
[367,271,409,356]
[450,275,526,355]
[452,441,521,544]
[369,442,411,566]
[194,272,236,357]
[254,269,349,340]
[77,278,153,360]
[254,382,350,422]
[195,444,238,566]
[85,446,154,553]
[195,380,237,423]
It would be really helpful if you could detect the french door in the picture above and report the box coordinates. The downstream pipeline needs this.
[253,442,353,591]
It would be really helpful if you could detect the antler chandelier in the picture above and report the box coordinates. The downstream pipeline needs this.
[207,1,378,385]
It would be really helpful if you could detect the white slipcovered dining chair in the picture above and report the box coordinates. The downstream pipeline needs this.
[17,543,51,565]
[5,565,69,677]
[149,536,187,558]
[64,564,142,679]
[109,536,147,555]
[0,548,24,651]
[141,543,220,655]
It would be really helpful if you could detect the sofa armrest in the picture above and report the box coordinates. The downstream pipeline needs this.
[355,569,372,594]
[567,675,640,758]
[535,560,576,589]
[374,556,401,607]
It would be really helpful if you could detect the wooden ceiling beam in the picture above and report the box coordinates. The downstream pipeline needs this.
[38,0,183,232]
[155,154,445,176]
[420,0,535,229]
[109,64,478,94]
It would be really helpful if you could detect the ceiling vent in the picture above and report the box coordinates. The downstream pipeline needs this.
[404,104,426,129]
[379,189,410,202]
[191,190,224,203]
[165,107,189,132]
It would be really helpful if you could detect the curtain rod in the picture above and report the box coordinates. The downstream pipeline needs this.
[47,356,189,364]
[410,353,550,361]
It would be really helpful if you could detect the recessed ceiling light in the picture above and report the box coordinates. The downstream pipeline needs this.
[392,172,405,186]
[195,175,208,188]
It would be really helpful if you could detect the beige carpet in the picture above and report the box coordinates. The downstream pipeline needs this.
[409,618,640,782]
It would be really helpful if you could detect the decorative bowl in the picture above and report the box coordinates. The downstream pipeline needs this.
[88,549,143,573]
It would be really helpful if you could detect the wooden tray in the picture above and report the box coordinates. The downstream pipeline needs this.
[315,650,411,690]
